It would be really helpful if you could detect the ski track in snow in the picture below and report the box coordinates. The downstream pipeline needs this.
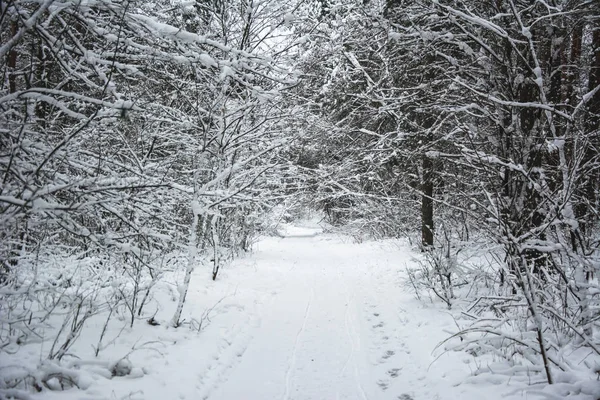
[195,313,258,400]
[283,283,314,400]
[339,264,369,400]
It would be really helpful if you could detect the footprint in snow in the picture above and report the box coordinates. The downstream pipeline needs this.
[377,379,389,391]
[387,368,401,378]
[381,350,395,360]
[372,322,384,328]
[398,394,414,400]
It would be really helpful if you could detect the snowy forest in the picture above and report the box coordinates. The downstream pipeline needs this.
[1,0,600,399]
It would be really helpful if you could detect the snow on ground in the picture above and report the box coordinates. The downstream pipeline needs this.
[275,219,324,238]
[4,229,540,399]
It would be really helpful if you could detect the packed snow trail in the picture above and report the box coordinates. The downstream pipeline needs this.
[35,227,507,400]
[195,230,501,400]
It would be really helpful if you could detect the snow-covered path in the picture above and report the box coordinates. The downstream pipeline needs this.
[189,232,501,400]
[38,230,508,400]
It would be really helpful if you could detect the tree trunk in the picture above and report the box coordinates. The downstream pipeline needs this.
[211,213,221,281]
[583,27,600,231]
[421,155,434,248]
[7,21,18,94]
[171,199,202,327]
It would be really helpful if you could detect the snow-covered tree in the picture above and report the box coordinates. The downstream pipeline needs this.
[290,0,600,385]
[399,0,600,384]
[0,0,300,382]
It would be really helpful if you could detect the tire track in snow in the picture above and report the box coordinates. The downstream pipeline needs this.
[282,285,314,400]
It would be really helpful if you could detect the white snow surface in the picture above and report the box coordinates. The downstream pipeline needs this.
[4,231,563,399]
[276,221,323,238]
